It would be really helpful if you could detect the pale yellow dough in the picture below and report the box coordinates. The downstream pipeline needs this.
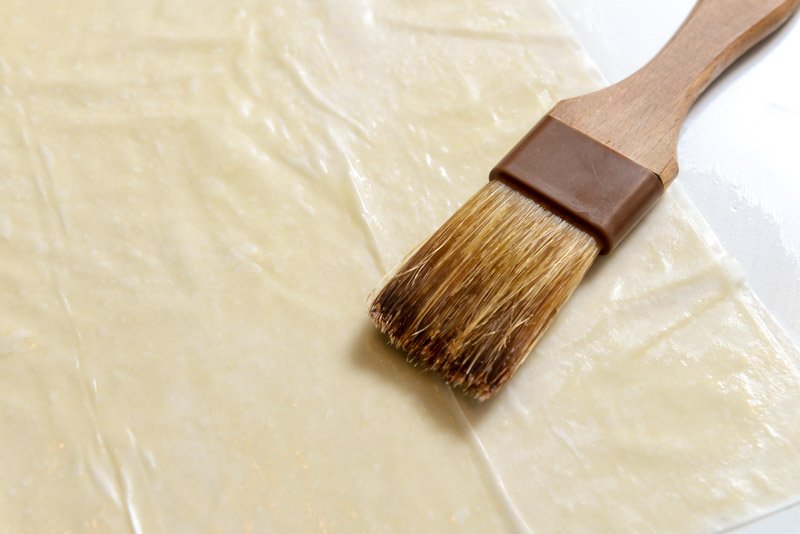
[1,0,799,532]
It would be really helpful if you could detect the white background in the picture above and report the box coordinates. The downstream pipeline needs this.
[552,1,800,531]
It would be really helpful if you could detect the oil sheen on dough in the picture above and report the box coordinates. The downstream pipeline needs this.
[0,0,799,532]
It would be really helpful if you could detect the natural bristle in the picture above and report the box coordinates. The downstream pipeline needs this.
[370,180,600,400]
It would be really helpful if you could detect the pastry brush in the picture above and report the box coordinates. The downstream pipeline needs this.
[369,0,799,400]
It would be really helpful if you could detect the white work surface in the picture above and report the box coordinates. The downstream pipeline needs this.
[552,1,800,531]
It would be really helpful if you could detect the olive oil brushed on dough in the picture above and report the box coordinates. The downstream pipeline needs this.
[370,0,800,400]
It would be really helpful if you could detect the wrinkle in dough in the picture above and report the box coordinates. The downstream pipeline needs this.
[1,0,800,532]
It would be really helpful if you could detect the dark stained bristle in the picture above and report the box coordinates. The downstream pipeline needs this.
[369,180,600,400]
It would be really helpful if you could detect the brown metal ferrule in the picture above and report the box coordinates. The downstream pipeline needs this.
[490,116,664,254]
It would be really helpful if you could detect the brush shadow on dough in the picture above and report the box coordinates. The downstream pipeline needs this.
[349,320,469,438]
[352,313,558,429]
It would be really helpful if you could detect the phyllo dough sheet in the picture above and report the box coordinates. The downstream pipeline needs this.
[1,0,799,532]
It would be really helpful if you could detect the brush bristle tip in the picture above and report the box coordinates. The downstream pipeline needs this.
[370,181,600,400]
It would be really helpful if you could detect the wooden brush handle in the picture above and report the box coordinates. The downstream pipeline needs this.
[551,0,799,185]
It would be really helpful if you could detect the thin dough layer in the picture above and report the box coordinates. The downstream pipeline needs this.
[1,0,799,532]
[460,189,800,532]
